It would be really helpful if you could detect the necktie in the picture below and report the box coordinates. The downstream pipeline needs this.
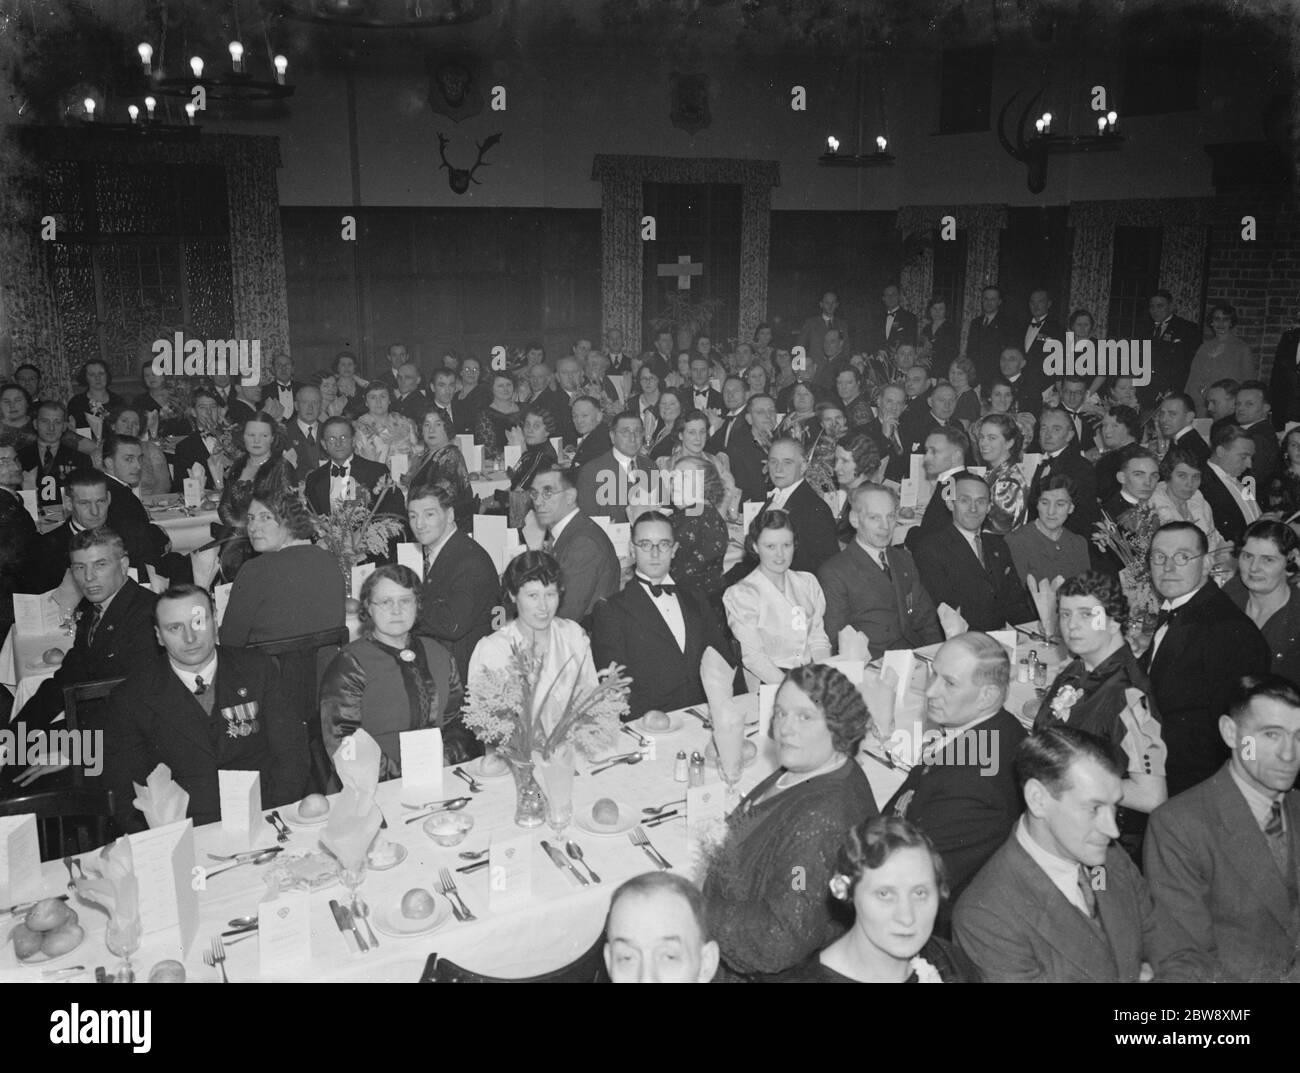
[1266,801,1289,874]
[542,528,555,554]
[43,447,53,469]
[1077,864,1098,918]
[331,464,348,478]
[87,605,103,646]
[306,426,315,443]
[1153,323,1163,341]
[635,576,677,597]
[877,551,892,580]
[973,533,985,568]
[194,675,207,696]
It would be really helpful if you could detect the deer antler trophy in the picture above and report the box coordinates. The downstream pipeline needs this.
[436,132,503,194]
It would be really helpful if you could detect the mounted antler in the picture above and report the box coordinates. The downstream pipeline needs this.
[436,131,503,195]
[997,89,1049,194]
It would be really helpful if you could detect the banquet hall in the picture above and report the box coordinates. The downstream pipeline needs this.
[1,0,1299,991]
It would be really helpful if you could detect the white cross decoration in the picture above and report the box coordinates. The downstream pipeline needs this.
[657,254,703,291]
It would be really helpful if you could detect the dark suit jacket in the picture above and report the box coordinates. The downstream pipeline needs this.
[870,307,918,353]
[1148,315,1202,404]
[1139,582,1270,796]
[29,522,78,595]
[414,528,499,685]
[1199,464,1254,550]
[1145,764,1300,982]
[887,709,1026,909]
[552,511,621,626]
[591,580,734,719]
[1242,418,1281,495]
[954,826,1205,982]
[427,399,475,438]
[16,579,159,735]
[1004,369,1050,413]
[534,388,577,444]
[575,449,653,523]
[260,380,304,408]
[171,432,217,492]
[0,490,39,615]
[571,424,612,469]
[104,475,159,573]
[18,442,86,505]
[1165,426,1211,468]
[391,388,430,422]
[723,429,770,504]
[685,385,723,413]
[303,456,396,516]
[1026,443,1101,546]
[1022,318,1065,375]
[913,525,1035,631]
[1268,327,1300,429]
[798,314,851,359]
[765,482,839,575]
[284,419,325,475]
[819,541,942,657]
[103,646,309,833]
[964,312,1019,387]
[903,487,955,552]
[706,410,748,455]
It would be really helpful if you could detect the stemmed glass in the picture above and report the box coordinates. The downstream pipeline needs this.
[340,858,368,918]
[537,743,576,841]
[105,915,141,984]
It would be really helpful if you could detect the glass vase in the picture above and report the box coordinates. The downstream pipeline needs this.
[535,743,576,841]
[508,758,547,829]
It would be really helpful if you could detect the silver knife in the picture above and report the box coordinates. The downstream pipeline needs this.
[540,840,589,886]
[329,899,363,953]
[339,903,369,952]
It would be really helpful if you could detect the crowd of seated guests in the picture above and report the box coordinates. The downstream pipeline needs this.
[4,281,1300,983]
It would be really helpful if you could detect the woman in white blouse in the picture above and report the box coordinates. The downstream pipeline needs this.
[467,550,598,735]
[723,509,832,691]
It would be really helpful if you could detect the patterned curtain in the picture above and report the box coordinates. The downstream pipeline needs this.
[591,155,780,352]
[2,130,288,396]
[1069,199,1212,338]
[897,204,1007,358]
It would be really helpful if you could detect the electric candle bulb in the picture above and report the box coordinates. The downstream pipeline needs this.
[144,96,156,118]
[190,56,204,79]
[273,55,288,85]
[138,43,153,73]
[128,104,139,123]
[876,135,887,152]
[185,101,197,125]
[1098,116,1107,132]
[1107,111,1118,128]
[229,41,244,73]
[826,136,839,152]
[83,97,95,118]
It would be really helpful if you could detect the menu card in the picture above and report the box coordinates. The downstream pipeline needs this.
[473,514,509,574]
[686,785,728,878]
[127,819,199,959]
[388,453,409,484]
[399,728,444,795]
[350,561,377,599]
[0,815,42,908]
[549,436,563,458]
[214,582,232,628]
[12,593,62,637]
[742,500,762,533]
[257,890,312,977]
[606,522,630,559]
[463,443,484,474]
[881,649,916,712]
[504,527,527,564]
[218,770,262,848]
[899,477,919,509]
[455,434,475,457]
[1019,454,1042,485]
[182,477,203,509]
[396,542,423,576]
[988,630,1017,661]
[503,444,522,472]
[488,831,532,911]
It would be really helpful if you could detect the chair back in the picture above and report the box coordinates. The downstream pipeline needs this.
[0,789,117,861]
[62,677,126,788]
[244,627,349,795]
[419,933,609,983]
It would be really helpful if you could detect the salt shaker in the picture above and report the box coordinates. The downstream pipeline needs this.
[674,750,689,783]
[688,750,706,787]
[1017,658,1030,684]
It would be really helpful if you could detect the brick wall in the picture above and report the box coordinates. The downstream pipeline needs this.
[1204,186,1300,380]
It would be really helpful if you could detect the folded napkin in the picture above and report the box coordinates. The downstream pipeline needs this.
[837,626,870,661]
[132,763,190,829]
[188,462,205,484]
[74,836,140,931]
[699,646,736,719]
[324,730,383,869]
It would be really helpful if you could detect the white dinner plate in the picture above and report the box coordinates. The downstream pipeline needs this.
[632,711,685,736]
[372,895,453,939]
[574,798,638,837]
[465,756,511,780]
[285,802,330,826]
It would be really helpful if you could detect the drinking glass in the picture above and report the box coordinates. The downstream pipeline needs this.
[105,915,141,984]
[537,744,576,840]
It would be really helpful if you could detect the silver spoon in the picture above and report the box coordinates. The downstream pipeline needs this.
[403,798,472,825]
[458,847,490,861]
[591,753,644,775]
[227,915,259,929]
[566,841,601,883]
[205,849,278,877]
[352,897,380,948]
[400,796,471,811]
[642,798,686,815]
[207,846,284,863]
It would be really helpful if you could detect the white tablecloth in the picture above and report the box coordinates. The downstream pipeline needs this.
[147,508,221,554]
[0,628,70,717]
[470,476,510,501]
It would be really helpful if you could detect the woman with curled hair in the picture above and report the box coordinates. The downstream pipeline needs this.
[408,407,473,524]
[218,488,345,646]
[506,406,560,491]
[647,388,687,463]
[975,412,1027,534]
[832,431,884,544]
[1223,519,1300,686]
[354,381,417,464]
[775,815,980,982]
[1034,570,1167,860]
[668,455,731,601]
[224,412,297,492]
[68,358,126,427]
[1269,427,1300,518]
[702,662,878,979]
[723,509,832,689]
[466,551,598,735]
[947,359,981,426]
[1151,443,1229,565]
[775,381,818,445]
[321,564,475,779]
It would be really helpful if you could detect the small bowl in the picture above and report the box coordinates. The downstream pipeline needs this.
[422,810,475,847]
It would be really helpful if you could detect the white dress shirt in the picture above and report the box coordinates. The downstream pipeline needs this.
[1150,585,1202,660]
[1207,461,1261,525]
[1024,319,1044,352]
[547,506,580,543]
[172,653,218,695]
[1016,815,1091,916]
[767,478,803,511]
[274,382,295,414]
[329,454,357,503]
[637,572,686,651]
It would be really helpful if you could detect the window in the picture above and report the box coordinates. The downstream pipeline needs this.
[938,46,994,134]
[930,228,968,327]
[1108,227,1163,340]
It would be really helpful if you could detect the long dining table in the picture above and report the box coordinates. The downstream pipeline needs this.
[0,631,1062,983]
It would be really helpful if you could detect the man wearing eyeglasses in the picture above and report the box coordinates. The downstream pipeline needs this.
[591,511,733,720]
[531,465,619,626]
[1141,521,1268,796]
[575,413,653,524]
[304,417,397,515]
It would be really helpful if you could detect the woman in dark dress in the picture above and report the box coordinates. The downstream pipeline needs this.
[775,816,980,983]
[320,564,478,779]
[668,455,730,603]
[223,412,297,496]
[505,407,559,509]
[408,408,474,525]
[702,663,878,980]
[947,358,982,427]
[475,370,523,458]
[1270,428,1300,518]
[0,383,36,451]
[648,388,686,463]
[919,295,958,374]
[1224,519,1300,686]
[68,359,126,428]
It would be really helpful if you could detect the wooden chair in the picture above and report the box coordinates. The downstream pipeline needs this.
[244,627,349,795]
[62,677,126,789]
[419,934,609,983]
[0,789,117,861]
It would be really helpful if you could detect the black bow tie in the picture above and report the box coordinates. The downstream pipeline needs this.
[635,576,676,597]
[330,464,349,478]
[277,382,292,390]
[1156,605,1180,631]
[1032,319,1043,327]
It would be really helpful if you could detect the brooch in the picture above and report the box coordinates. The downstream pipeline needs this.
[399,649,415,663]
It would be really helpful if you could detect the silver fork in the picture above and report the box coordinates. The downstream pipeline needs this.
[265,814,289,843]
[63,855,77,891]
[203,937,230,983]
[630,826,672,870]
[437,867,476,921]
